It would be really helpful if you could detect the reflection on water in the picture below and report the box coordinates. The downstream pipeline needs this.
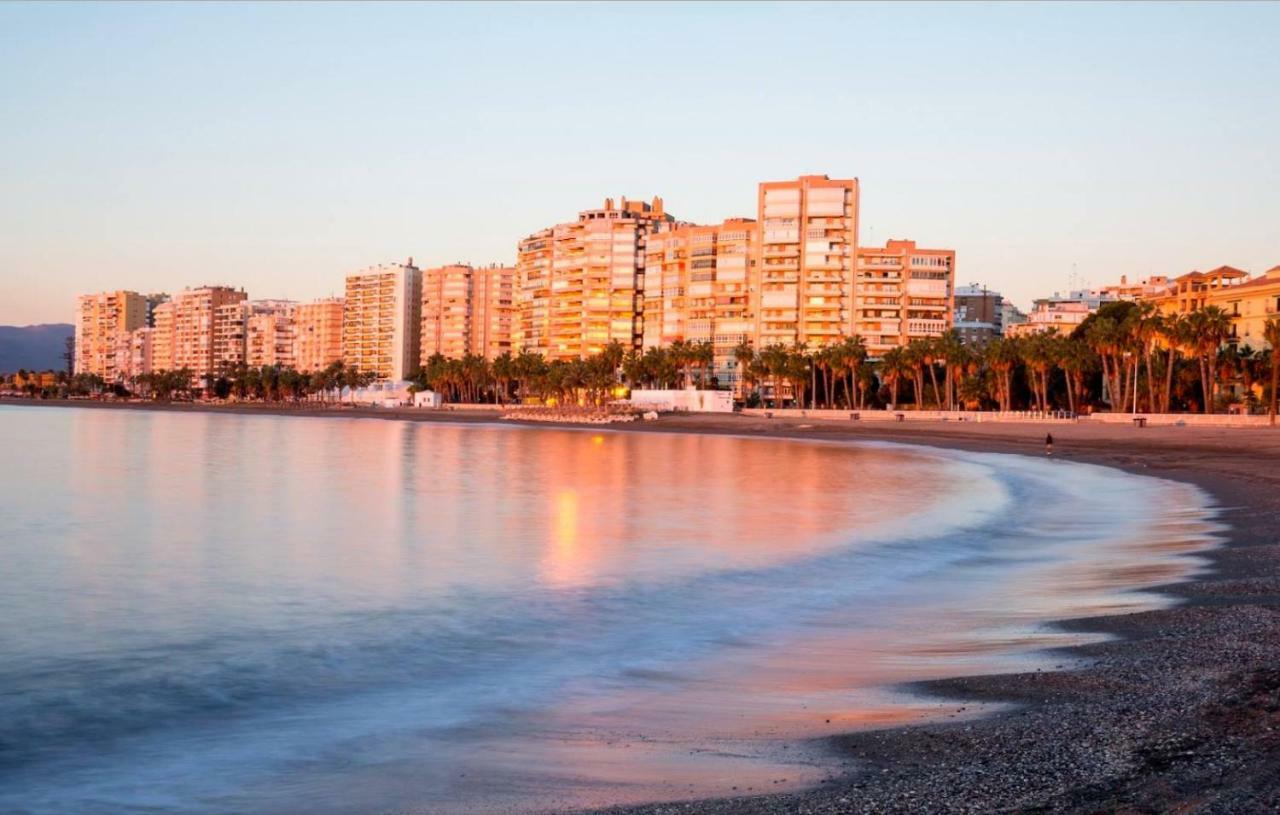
[0,406,1219,814]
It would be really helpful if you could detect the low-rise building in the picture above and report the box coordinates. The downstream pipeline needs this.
[953,284,1003,345]
[1007,289,1116,337]
[1208,265,1280,348]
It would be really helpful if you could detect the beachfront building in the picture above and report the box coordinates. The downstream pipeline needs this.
[419,264,515,361]
[342,261,422,380]
[471,264,516,360]
[245,301,297,369]
[953,284,1003,345]
[516,197,674,360]
[151,301,175,372]
[1145,266,1250,318]
[420,264,474,360]
[1007,289,1116,337]
[1204,265,1280,348]
[164,286,249,384]
[292,298,344,373]
[853,240,956,356]
[118,326,155,382]
[754,175,859,350]
[74,290,148,382]
[642,218,758,389]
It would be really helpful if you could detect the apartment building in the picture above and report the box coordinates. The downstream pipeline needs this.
[74,290,148,381]
[854,240,955,355]
[151,301,175,372]
[516,197,674,360]
[212,300,296,372]
[170,286,248,383]
[754,175,859,349]
[420,263,517,361]
[420,264,476,360]
[342,261,422,380]
[1007,289,1116,337]
[293,298,344,372]
[953,284,1004,345]
[1148,266,1250,317]
[642,218,758,387]
[1201,265,1280,348]
[471,265,516,360]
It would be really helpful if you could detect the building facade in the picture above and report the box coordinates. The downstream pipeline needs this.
[642,218,758,388]
[854,240,955,356]
[1007,289,1116,337]
[1204,265,1280,348]
[342,261,422,380]
[420,263,517,361]
[166,286,249,383]
[516,197,674,361]
[754,175,859,349]
[74,290,148,381]
[953,284,1004,345]
[293,298,344,372]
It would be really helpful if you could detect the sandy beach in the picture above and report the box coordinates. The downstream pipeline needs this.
[8,398,1280,813]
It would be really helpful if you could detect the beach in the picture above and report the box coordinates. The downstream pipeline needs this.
[7,398,1280,813]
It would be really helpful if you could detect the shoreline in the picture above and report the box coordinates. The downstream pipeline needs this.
[8,398,1280,812]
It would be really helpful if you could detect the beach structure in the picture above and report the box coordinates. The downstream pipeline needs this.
[342,261,422,381]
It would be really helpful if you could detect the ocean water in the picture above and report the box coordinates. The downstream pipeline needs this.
[0,406,1219,814]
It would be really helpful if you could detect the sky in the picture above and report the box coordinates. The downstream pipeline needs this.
[1,1,1278,325]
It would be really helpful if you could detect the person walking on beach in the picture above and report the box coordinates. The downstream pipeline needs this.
[1045,432,1054,457]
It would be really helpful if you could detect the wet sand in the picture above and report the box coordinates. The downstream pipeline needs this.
[8,398,1280,813]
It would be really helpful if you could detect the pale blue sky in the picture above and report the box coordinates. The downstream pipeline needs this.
[2,1,1278,324]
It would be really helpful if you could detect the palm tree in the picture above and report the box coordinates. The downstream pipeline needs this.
[936,330,967,411]
[1265,317,1280,426]
[1186,306,1232,413]
[879,346,910,409]
[732,339,755,402]
[983,336,1019,412]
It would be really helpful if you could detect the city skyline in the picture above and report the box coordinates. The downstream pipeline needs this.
[3,2,1279,325]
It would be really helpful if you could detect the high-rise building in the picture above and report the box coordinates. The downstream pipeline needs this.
[754,175,860,349]
[151,301,175,372]
[643,218,758,388]
[342,261,422,380]
[471,264,516,360]
[293,298,344,373]
[168,286,248,384]
[118,326,155,382]
[214,300,296,373]
[854,240,955,356]
[74,290,148,381]
[953,284,1004,345]
[517,197,675,361]
[420,264,476,360]
[420,264,516,361]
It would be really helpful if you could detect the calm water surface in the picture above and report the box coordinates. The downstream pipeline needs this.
[0,406,1219,813]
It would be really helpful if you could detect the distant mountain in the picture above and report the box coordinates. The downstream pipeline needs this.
[0,324,74,374]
